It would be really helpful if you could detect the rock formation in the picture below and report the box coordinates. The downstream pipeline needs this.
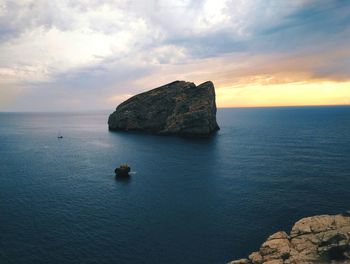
[108,81,220,136]
[229,213,350,264]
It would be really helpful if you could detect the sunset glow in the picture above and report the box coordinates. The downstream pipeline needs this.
[217,81,350,108]
[0,0,349,111]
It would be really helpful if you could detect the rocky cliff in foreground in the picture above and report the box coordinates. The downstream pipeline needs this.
[229,213,350,264]
[108,81,219,136]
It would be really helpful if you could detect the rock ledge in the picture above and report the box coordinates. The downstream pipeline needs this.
[229,213,350,264]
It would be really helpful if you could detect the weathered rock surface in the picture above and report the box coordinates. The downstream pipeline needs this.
[108,81,219,136]
[228,213,350,264]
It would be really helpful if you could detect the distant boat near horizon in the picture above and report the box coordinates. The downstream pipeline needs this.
[57,130,63,139]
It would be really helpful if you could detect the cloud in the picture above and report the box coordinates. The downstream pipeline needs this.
[0,0,349,110]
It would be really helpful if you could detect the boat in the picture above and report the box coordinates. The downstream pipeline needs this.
[115,164,131,177]
[57,130,63,139]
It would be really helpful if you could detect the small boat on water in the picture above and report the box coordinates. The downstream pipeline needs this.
[115,164,131,177]
[57,130,63,139]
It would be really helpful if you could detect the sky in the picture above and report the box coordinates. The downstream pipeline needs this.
[0,0,349,111]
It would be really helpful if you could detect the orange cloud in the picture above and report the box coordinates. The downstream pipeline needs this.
[128,45,350,108]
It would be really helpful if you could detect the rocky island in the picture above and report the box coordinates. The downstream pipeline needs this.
[229,213,350,264]
[108,80,220,136]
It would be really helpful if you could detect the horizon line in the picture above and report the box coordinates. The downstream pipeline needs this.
[1,104,349,113]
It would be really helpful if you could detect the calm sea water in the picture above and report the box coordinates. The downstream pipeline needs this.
[0,106,350,264]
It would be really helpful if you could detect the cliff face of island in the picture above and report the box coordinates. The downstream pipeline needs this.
[229,213,350,264]
[108,81,220,136]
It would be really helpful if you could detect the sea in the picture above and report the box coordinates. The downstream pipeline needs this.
[0,106,349,264]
